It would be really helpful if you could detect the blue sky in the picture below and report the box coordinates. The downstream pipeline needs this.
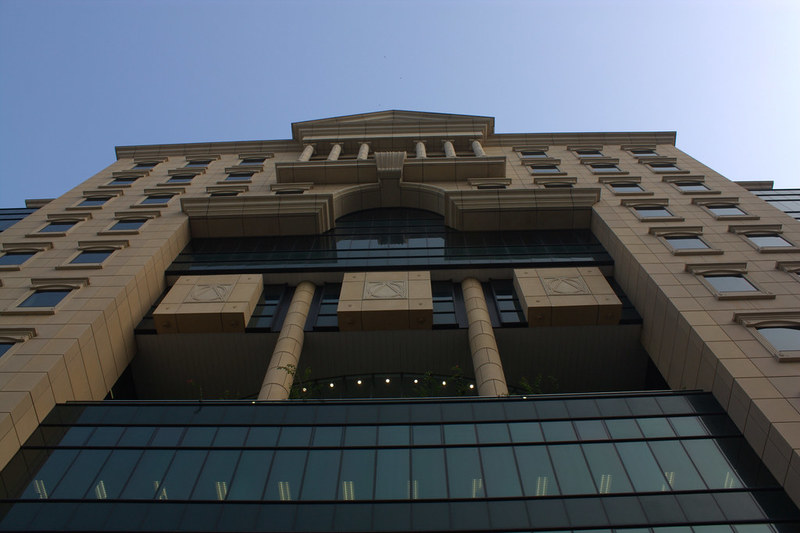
[1,0,798,207]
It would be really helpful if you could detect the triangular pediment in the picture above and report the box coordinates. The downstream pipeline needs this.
[291,110,495,142]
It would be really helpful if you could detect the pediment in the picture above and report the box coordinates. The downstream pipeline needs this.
[291,110,495,142]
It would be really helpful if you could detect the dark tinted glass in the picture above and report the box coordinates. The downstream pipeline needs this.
[185,160,211,167]
[666,236,708,249]
[530,165,559,173]
[40,221,76,232]
[519,150,547,158]
[226,173,253,181]
[141,195,173,205]
[240,158,266,165]
[133,162,158,168]
[110,219,146,231]
[70,250,113,264]
[0,342,14,356]
[109,177,137,185]
[0,251,35,265]
[649,163,680,171]
[19,289,70,307]
[168,174,194,183]
[704,275,757,293]
[631,149,657,155]
[576,149,602,156]
[590,164,620,172]
[757,326,800,352]
[79,196,109,206]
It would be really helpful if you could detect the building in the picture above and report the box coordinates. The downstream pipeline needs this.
[0,110,799,531]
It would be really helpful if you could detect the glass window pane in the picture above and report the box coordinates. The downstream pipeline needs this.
[509,422,543,443]
[375,449,409,499]
[637,417,675,438]
[583,443,633,494]
[676,182,710,192]
[278,426,311,447]
[70,250,112,264]
[191,450,240,500]
[610,183,643,193]
[549,444,596,494]
[110,219,145,231]
[312,426,342,447]
[666,236,708,250]
[444,424,476,444]
[86,426,123,446]
[748,234,792,247]
[19,290,70,308]
[213,427,248,447]
[515,445,558,496]
[650,440,706,491]
[412,448,447,499]
[757,327,800,352]
[446,447,485,498]
[606,419,642,439]
[121,450,174,499]
[86,449,142,499]
[300,450,341,500]
[635,207,672,218]
[151,427,184,447]
[21,449,79,499]
[476,423,510,443]
[181,427,216,447]
[0,252,35,265]
[265,450,306,500]
[227,450,273,500]
[378,425,409,446]
[412,425,441,445]
[339,449,375,500]
[480,446,522,497]
[118,426,154,447]
[159,450,207,500]
[542,421,576,442]
[246,426,279,447]
[709,205,745,216]
[670,416,708,436]
[705,275,757,292]
[575,420,609,440]
[344,426,376,446]
[683,439,742,489]
[616,442,670,492]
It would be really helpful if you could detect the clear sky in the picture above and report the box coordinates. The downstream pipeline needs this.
[1,0,798,207]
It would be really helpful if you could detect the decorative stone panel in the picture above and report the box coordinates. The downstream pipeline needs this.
[513,267,621,327]
[338,271,432,331]
[153,274,263,334]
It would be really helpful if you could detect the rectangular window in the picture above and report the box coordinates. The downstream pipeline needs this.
[665,236,709,250]
[609,183,644,193]
[140,194,174,205]
[168,175,194,184]
[708,204,745,216]
[133,162,158,169]
[70,250,113,264]
[0,342,14,356]
[79,196,110,207]
[704,275,758,293]
[0,251,36,266]
[40,221,77,233]
[185,160,212,168]
[630,149,657,156]
[529,165,560,175]
[240,157,266,165]
[747,233,793,248]
[19,289,71,308]
[225,173,253,182]
[589,164,621,173]
[110,219,146,231]
[519,150,547,159]
[634,206,673,218]
[649,163,681,172]
[108,177,138,186]
[674,181,710,192]
[576,149,603,157]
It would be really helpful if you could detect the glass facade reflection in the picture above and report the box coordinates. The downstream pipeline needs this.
[1,392,798,532]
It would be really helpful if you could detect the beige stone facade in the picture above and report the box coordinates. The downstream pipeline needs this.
[1,110,800,506]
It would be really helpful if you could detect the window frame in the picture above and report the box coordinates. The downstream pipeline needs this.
[734,312,800,362]
[692,197,758,221]
[221,172,254,183]
[136,193,176,208]
[686,263,773,301]
[729,224,799,253]
[1,278,88,316]
[527,164,564,176]
[621,199,683,222]
[649,227,722,256]
[98,211,159,236]
[0,328,37,358]
[27,214,91,238]
[68,190,123,211]
[605,181,650,196]
[588,163,625,175]
[533,176,577,188]
[56,240,129,270]
[514,146,550,161]
[647,162,685,174]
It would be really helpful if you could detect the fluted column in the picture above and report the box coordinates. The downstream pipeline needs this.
[471,139,486,157]
[443,140,456,158]
[298,144,315,161]
[357,143,370,160]
[258,281,316,400]
[461,278,508,397]
[328,143,342,161]
[415,141,427,159]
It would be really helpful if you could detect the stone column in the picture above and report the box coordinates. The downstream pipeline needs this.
[415,141,427,159]
[461,278,508,397]
[298,144,315,162]
[357,143,370,160]
[471,139,486,157]
[258,281,316,400]
[328,143,342,161]
[443,140,457,158]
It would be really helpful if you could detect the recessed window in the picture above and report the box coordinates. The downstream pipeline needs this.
[674,181,710,192]
[634,206,672,218]
[649,163,681,172]
[665,236,709,250]
[141,194,174,205]
[110,219,146,231]
[70,250,113,264]
[476,184,506,190]
[609,183,644,193]
[210,191,239,197]
[185,160,212,168]
[631,149,657,156]
[109,176,139,186]
[40,220,77,233]
[543,182,573,189]
[529,165,560,174]
[240,157,266,165]
[225,173,253,182]
[704,274,758,293]
[707,204,746,217]
[519,150,548,159]
[756,327,800,353]
[0,251,36,266]
[0,342,13,357]
[747,234,793,248]
[168,174,194,184]
[19,289,71,308]
[590,164,621,173]
[133,162,158,169]
[576,149,603,157]
[275,189,305,195]
[79,196,111,207]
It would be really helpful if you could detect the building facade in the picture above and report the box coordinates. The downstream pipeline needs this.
[0,111,799,531]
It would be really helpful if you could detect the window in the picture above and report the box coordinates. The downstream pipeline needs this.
[735,312,800,361]
[69,249,113,265]
[575,149,603,157]
[185,160,212,168]
[79,196,111,207]
[589,164,621,173]
[704,275,758,293]
[519,150,547,159]
[707,204,746,217]
[529,165,560,175]
[210,191,240,197]
[168,174,194,184]
[674,181,710,192]
[757,327,800,353]
[108,176,138,186]
[630,149,657,156]
[634,206,673,218]
[476,184,506,190]
[746,234,793,248]
[275,188,305,195]
[665,236,709,250]
[133,162,158,169]
[40,220,77,233]
[0,251,36,266]
[609,182,644,193]
[0,342,13,357]
[240,157,266,165]
[225,173,253,182]
[543,182,572,189]
[648,163,681,172]
[140,194,174,205]
[110,218,146,231]
[19,289,71,308]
